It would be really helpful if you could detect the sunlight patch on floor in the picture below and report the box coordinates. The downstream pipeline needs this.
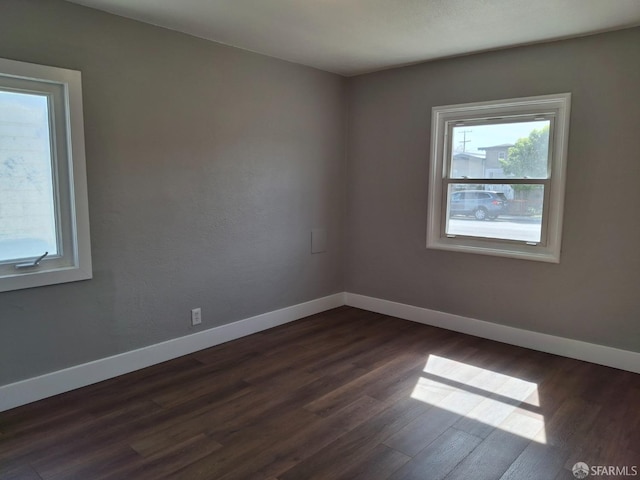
[410,355,547,443]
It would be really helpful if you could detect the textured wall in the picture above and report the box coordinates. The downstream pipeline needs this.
[1,1,638,388]
[0,0,346,385]
[346,28,640,352]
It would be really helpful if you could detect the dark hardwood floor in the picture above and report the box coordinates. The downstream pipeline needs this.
[1,306,638,479]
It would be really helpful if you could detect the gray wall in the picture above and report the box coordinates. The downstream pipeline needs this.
[0,0,346,385]
[1,1,638,388]
[346,28,640,352]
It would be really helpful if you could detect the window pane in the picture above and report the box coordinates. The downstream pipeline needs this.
[446,184,543,243]
[450,120,550,179]
[0,90,58,262]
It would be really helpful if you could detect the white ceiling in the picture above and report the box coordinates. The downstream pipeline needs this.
[66,0,640,76]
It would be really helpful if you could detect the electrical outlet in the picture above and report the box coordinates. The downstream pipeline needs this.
[191,307,202,326]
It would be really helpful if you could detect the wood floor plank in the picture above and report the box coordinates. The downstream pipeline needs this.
[499,441,569,480]
[67,356,216,416]
[101,433,223,480]
[0,463,42,480]
[388,427,482,480]
[278,397,428,480]
[303,351,428,417]
[443,426,531,480]
[540,396,601,447]
[157,408,321,480]
[0,399,163,468]
[38,445,140,480]
[216,395,389,480]
[383,406,461,457]
[382,343,530,458]
[0,410,98,463]
[452,372,541,440]
[166,395,386,480]
[335,443,411,480]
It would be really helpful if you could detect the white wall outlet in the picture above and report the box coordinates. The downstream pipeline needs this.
[191,307,202,326]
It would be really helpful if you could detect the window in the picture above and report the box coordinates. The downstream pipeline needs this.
[427,93,571,263]
[0,57,91,292]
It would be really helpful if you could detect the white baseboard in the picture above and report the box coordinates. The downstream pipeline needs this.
[2,291,637,412]
[0,293,346,413]
[345,293,640,375]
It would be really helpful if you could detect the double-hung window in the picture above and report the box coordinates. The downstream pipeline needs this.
[427,93,571,262]
[0,57,91,292]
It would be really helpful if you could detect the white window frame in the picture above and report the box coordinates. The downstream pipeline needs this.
[0,57,91,292]
[426,93,571,263]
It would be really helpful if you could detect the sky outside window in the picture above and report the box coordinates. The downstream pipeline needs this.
[0,90,58,262]
[452,120,549,155]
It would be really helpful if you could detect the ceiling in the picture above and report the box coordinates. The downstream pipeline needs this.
[66,0,640,76]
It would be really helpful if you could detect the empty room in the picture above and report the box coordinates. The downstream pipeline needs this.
[0,1,639,479]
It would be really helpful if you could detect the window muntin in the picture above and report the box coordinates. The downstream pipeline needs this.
[427,94,571,263]
[0,57,91,292]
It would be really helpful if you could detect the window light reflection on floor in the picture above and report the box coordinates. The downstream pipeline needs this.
[410,355,547,444]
